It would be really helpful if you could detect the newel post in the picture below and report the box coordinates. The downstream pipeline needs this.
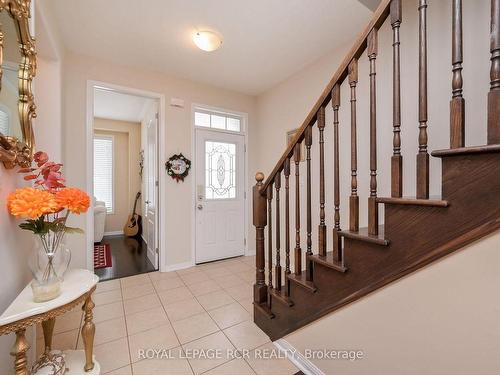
[253,172,267,305]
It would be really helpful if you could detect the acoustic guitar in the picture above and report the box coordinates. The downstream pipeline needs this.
[124,192,142,237]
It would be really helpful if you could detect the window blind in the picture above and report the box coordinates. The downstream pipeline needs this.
[93,136,114,213]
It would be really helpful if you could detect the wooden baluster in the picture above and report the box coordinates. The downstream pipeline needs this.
[348,60,359,232]
[267,184,273,295]
[488,0,500,144]
[317,107,327,256]
[450,0,465,148]
[305,126,313,280]
[391,0,403,196]
[274,172,282,291]
[294,143,302,275]
[368,28,379,235]
[253,172,267,305]
[332,83,342,260]
[284,159,291,295]
[417,0,429,199]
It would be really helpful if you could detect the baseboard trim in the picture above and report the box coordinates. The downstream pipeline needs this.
[104,230,123,236]
[163,261,195,272]
[273,339,325,375]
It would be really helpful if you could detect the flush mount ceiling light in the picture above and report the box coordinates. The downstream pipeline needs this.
[193,31,223,52]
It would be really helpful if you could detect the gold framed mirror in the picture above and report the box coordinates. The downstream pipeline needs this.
[0,0,36,169]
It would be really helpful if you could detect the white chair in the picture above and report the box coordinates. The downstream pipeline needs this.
[94,199,107,243]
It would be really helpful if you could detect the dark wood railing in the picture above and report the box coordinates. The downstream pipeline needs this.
[253,0,500,308]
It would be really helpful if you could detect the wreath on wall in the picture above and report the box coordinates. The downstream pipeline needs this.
[165,153,191,182]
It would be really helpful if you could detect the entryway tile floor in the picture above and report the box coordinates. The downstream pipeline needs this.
[36,255,299,374]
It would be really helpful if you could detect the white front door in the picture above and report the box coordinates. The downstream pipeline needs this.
[145,108,158,268]
[195,129,245,263]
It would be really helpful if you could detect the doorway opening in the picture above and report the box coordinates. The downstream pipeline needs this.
[90,85,161,280]
[193,105,248,264]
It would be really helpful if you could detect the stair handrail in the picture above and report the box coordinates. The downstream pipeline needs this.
[260,0,392,194]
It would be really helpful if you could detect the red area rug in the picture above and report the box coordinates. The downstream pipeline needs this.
[94,243,112,269]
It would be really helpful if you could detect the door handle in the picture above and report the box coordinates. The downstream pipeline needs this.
[145,200,151,205]
[197,204,203,210]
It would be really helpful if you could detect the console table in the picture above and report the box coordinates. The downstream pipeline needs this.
[0,269,100,374]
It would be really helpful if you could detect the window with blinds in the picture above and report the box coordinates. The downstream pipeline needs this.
[0,109,9,135]
[93,136,114,213]
[194,108,242,132]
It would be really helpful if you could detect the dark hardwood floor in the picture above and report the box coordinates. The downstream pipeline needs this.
[95,235,157,281]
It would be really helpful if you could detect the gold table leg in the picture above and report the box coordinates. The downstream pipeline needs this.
[42,317,56,354]
[81,293,95,372]
[11,328,29,375]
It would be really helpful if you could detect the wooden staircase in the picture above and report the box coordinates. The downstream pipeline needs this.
[252,0,500,341]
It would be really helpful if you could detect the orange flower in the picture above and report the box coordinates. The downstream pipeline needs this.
[55,188,90,214]
[7,187,59,219]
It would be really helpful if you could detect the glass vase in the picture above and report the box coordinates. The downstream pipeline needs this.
[29,235,71,303]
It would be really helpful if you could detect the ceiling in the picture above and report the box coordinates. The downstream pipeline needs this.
[94,89,152,123]
[44,0,372,95]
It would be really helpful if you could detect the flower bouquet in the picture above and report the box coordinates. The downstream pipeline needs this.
[7,151,90,302]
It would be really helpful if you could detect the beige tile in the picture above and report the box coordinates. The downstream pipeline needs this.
[179,271,209,285]
[225,284,252,301]
[238,269,255,283]
[93,301,124,323]
[153,277,185,292]
[132,350,192,375]
[241,255,256,265]
[78,316,127,347]
[176,266,200,275]
[53,308,83,334]
[103,365,132,375]
[121,282,155,300]
[148,270,179,281]
[96,279,121,294]
[126,307,169,335]
[187,280,221,296]
[128,324,180,363]
[208,302,251,329]
[212,274,245,289]
[204,359,255,375]
[227,262,253,273]
[93,289,123,306]
[238,298,254,315]
[202,266,233,278]
[246,342,298,375]
[36,329,78,356]
[223,321,270,351]
[158,286,194,306]
[120,273,151,288]
[164,298,205,322]
[196,290,235,311]
[94,337,131,374]
[182,332,235,374]
[172,312,219,344]
[123,293,161,315]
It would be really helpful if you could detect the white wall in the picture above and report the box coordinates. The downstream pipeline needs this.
[61,52,258,270]
[255,0,490,271]
[283,230,500,375]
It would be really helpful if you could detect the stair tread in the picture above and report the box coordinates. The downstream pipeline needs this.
[308,253,348,273]
[339,226,389,246]
[287,273,317,293]
[269,288,294,306]
[432,144,500,157]
[376,196,449,207]
[253,302,275,319]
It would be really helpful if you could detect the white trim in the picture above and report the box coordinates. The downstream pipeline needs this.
[86,80,166,273]
[163,261,195,272]
[273,339,325,375]
[104,231,123,236]
[191,103,249,265]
